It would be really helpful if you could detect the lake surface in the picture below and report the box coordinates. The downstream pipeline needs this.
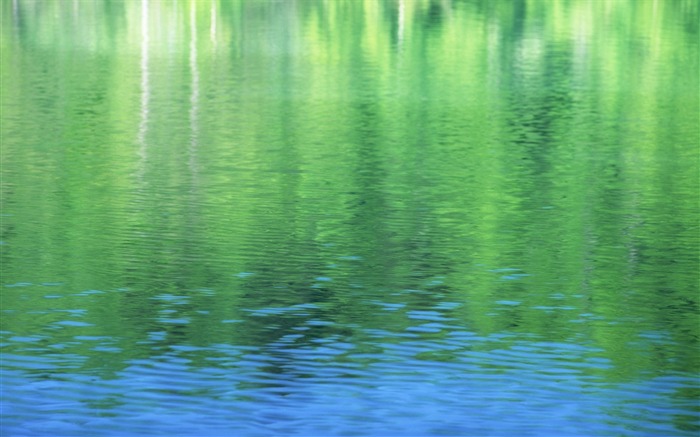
[1,1,698,436]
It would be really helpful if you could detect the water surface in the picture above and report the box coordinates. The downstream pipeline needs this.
[1,1,699,436]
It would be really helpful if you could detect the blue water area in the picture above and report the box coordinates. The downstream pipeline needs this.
[2,326,698,437]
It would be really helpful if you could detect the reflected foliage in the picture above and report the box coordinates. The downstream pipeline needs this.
[1,0,698,435]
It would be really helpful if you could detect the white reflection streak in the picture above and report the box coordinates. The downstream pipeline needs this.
[487,23,500,89]
[138,0,150,162]
[210,1,217,48]
[189,1,199,175]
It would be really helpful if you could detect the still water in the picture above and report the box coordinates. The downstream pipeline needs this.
[1,1,698,436]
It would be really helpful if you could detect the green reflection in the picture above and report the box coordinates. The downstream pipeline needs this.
[1,0,698,403]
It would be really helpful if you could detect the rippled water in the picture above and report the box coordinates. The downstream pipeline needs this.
[1,1,699,436]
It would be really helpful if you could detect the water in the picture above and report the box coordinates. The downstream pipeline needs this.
[1,1,698,436]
